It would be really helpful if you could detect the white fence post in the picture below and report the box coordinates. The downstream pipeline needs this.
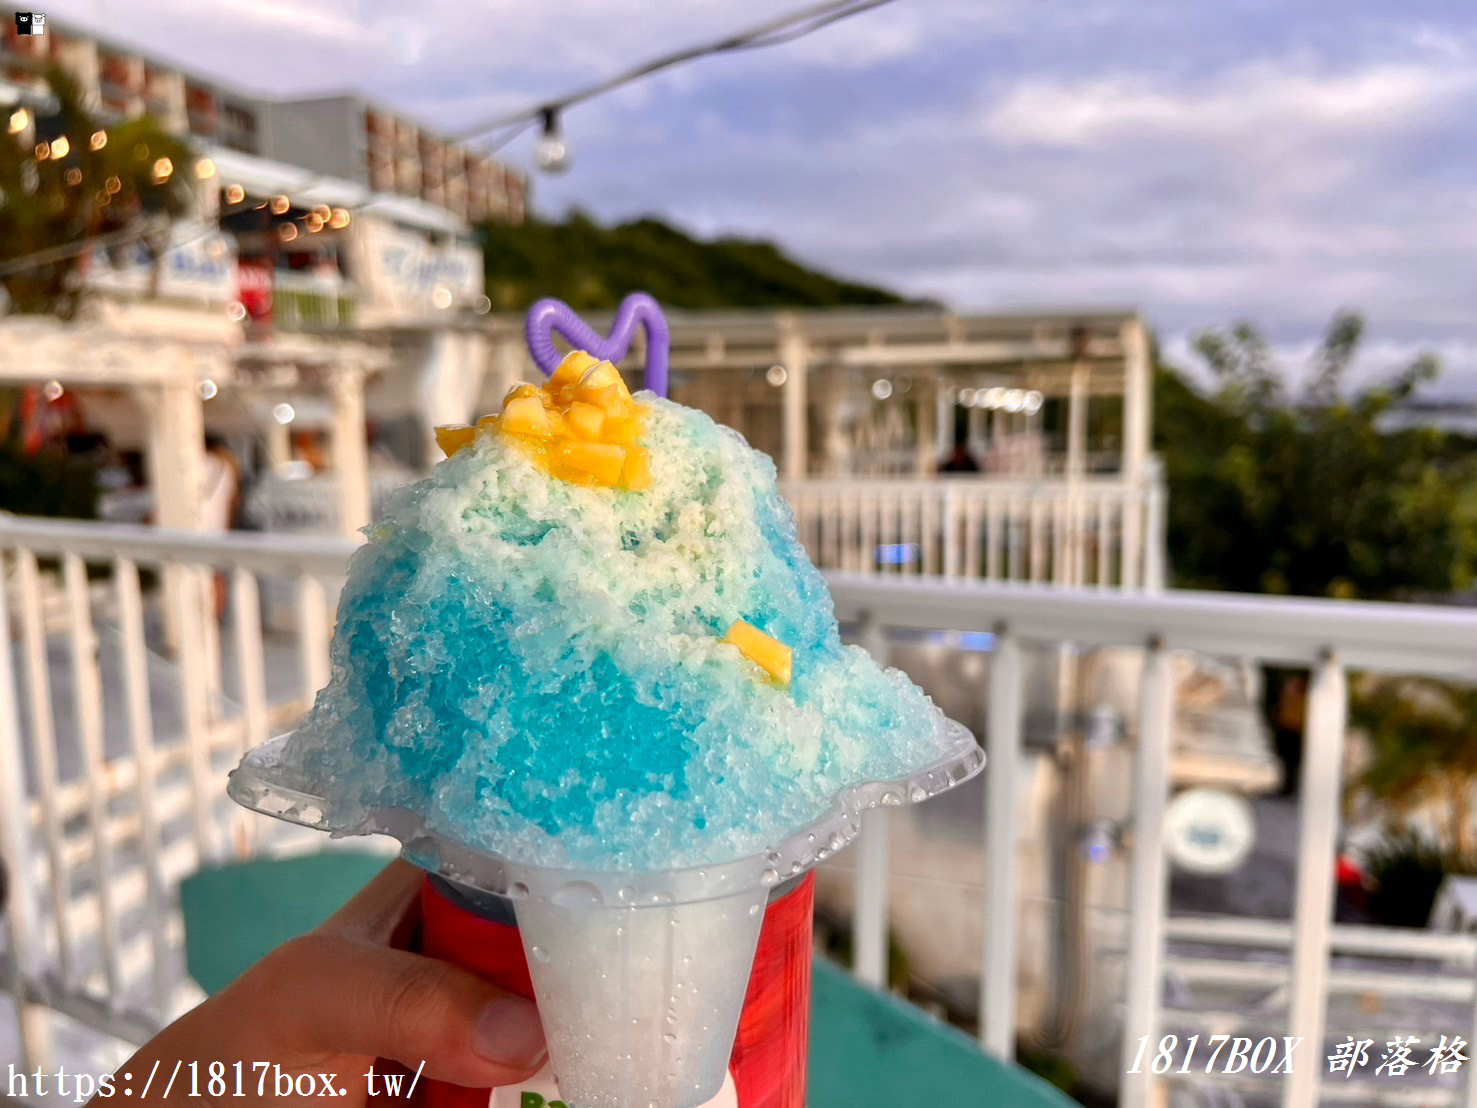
[853,613,892,990]
[0,550,54,1070]
[1283,652,1348,1108]
[1120,639,1175,1107]
[982,625,1022,1058]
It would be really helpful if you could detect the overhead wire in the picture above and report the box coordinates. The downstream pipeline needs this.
[0,0,901,281]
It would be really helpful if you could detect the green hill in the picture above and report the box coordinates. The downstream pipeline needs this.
[477,211,913,312]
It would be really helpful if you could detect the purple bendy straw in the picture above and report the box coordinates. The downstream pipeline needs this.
[524,292,671,398]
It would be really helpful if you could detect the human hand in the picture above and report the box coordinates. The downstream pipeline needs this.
[101,860,547,1105]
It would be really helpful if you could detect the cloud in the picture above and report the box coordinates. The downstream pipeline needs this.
[41,0,1477,390]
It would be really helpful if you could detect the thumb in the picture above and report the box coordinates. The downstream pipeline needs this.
[243,933,548,1087]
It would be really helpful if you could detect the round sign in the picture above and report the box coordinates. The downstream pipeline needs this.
[1163,788,1257,875]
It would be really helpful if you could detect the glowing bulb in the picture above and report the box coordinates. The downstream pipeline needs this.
[90,130,107,150]
[105,175,122,194]
[152,157,174,182]
[278,223,298,242]
[226,301,247,322]
[8,108,28,134]
[1003,388,1025,413]
[305,214,324,233]
[198,379,218,400]
[431,285,453,309]
[270,195,290,215]
[272,403,296,425]
[42,380,64,402]
[1023,390,1044,415]
[34,142,49,160]
[328,208,351,229]
[766,365,788,388]
[871,379,893,401]
[473,295,492,314]
[64,168,82,186]
[534,108,571,174]
[195,157,216,179]
[982,387,1005,409]
[50,135,70,159]
[312,204,331,221]
[958,387,976,406]
[225,183,245,204]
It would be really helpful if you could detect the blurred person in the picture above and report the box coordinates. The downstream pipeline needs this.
[92,861,546,1106]
[939,439,980,474]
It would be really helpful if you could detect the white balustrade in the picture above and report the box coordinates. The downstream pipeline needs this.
[1,515,1475,1108]
[780,473,1162,590]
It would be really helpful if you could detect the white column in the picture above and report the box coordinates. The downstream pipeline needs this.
[146,373,206,531]
[1282,654,1348,1108]
[1121,317,1151,479]
[982,628,1022,1057]
[330,365,371,537]
[779,317,809,480]
[1120,641,1175,1108]
[1066,364,1089,477]
[915,376,938,476]
[263,420,291,472]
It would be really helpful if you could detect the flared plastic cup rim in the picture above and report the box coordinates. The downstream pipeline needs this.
[227,718,983,908]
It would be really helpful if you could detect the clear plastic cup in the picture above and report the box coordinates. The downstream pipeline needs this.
[228,720,981,1107]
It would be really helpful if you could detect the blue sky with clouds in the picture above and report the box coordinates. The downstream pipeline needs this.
[49,0,1477,393]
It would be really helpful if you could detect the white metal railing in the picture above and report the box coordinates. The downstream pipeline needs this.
[2,518,1475,1108]
[780,472,1165,590]
[268,271,356,330]
[825,576,1477,1108]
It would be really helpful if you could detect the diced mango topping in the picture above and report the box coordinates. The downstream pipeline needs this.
[434,351,648,490]
[502,395,553,440]
[723,620,793,687]
[435,424,477,458]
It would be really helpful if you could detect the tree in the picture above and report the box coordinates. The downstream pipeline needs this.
[1352,677,1477,859]
[477,211,915,312]
[0,65,197,317]
[1155,310,1477,599]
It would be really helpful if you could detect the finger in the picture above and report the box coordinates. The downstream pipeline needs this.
[246,933,547,1087]
[319,859,424,947]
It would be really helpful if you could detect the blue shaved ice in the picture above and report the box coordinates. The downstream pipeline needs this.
[282,394,955,870]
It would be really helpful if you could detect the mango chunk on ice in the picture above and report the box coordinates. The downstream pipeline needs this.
[565,401,607,441]
[434,424,477,458]
[548,351,601,395]
[723,619,792,686]
[620,445,651,491]
[503,396,553,440]
[554,440,626,486]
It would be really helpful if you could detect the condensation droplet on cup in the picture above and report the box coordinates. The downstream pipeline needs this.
[760,868,779,886]
[882,790,903,806]
[910,784,928,802]
[663,1032,677,1044]
[748,903,761,916]
[530,945,551,963]
[618,885,636,903]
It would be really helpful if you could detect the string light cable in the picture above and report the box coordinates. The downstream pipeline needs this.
[0,0,899,280]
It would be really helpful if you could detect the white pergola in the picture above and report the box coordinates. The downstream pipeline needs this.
[482,306,1153,483]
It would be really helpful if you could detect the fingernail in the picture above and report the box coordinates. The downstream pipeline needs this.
[472,995,548,1070]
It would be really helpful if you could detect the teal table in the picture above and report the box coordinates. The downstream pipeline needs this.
[181,856,1075,1105]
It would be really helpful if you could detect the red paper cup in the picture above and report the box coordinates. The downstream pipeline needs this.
[417,872,813,1108]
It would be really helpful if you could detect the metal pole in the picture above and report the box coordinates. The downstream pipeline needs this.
[1120,639,1174,1107]
[982,627,1022,1057]
[853,618,892,989]
[1282,652,1348,1108]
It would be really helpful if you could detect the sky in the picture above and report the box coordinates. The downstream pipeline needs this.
[44,0,1477,395]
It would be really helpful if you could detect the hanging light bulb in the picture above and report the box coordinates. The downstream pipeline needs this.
[225,183,245,204]
[195,157,216,179]
[535,108,571,174]
[270,194,290,215]
[50,135,70,159]
[90,130,107,150]
[8,108,29,135]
